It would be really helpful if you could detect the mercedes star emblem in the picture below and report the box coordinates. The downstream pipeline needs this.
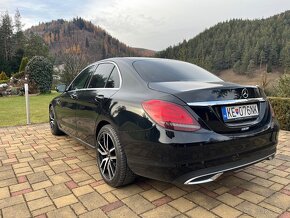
[241,88,249,99]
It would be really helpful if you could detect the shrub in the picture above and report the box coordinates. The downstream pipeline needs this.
[268,97,290,131]
[0,72,9,80]
[12,71,25,79]
[26,56,53,93]
[19,57,29,72]
[0,79,9,84]
[274,74,290,97]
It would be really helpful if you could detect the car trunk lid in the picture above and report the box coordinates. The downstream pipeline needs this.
[148,81,269,134]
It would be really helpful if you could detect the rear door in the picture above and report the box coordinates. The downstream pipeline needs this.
[55,65,95,136]
[76,63,121,145]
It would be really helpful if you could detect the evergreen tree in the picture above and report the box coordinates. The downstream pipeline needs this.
[157,10,290,74]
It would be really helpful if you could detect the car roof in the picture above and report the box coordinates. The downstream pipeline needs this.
[93,57,181,65]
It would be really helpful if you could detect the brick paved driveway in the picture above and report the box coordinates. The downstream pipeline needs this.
[0,124,290,218]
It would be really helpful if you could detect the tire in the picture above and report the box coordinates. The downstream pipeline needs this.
[49,105,64,136]
[96,124,136,187]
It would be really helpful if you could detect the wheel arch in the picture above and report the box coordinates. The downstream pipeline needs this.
[95,120,111,138]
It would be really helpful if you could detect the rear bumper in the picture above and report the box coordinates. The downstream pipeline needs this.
[120,119,279,184]
[175,148,275,184]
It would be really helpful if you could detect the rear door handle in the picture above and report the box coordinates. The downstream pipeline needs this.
[70,93,78,99]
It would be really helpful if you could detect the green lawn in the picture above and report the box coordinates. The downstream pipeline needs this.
[0,92,60,127]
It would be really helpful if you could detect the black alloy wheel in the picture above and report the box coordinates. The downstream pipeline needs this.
[96,125,135,187]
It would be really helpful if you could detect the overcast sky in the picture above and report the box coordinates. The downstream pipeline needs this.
[1,0,290,50]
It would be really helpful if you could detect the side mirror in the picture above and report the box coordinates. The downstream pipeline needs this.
[56,84,67,93]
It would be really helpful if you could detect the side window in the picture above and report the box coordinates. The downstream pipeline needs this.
[69,65,95,91]
[88,63,114,88]
[106,67,120,88]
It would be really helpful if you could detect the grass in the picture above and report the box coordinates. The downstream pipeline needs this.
[0,92,60,127]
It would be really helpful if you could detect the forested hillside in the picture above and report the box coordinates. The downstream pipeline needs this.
[157,11,290,74]
[26,18,154,64]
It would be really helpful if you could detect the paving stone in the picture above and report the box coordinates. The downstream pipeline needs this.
[69,170,92,183]
[2,203,30,218]
[141,188,165,201]
[264,192,290,210]
[236,201,278,217]
[163,186,186,199]
[102,192,119,203]
[53,194,78,208]
[94,183,115,194]
[100,200,124,213]
[31,205,56,217]
[51,163,71,174]
[71,202,88,215]
[123,194,155,214]
[269,183,284,191]
[239,181,275,197]
[32,180,53,190]
[0,178,18,188]
[79,192,107,210]
[72,185,94,196]
[152,196,172,206]
[212,204,242,218]
[258,202,283,214]
[269,175,290,185]
[213,186,230,195]
[186,206,217,218]
[49,172,71,184]
[47,206,77,218]
[234,171,256,181]
[168,197,196,213]
[112,184,143,199]
[10,182,30,193]
[141,204,180,218]
[251,177,274,187]
[79,208,107,218]
[108,205,139,218]
[0,170,15,181]
[24,189,47,201]
[185,191,220,210]
[27,172,48,184]
[27,196,53,211]
[238,191,265,204]
[46,183,71,199]
[0,187,10,199]
[0,195,24,209]
[14,166,32,174]
[217,193,244,207]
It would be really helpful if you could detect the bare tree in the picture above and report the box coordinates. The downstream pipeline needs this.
[60,53,89,85]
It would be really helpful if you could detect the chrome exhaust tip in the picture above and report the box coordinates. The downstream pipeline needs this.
[184,172,223,185]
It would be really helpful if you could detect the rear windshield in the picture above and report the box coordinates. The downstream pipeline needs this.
[132,59,223,83]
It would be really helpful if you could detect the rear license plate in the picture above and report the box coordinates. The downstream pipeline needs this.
[221,104,259,121]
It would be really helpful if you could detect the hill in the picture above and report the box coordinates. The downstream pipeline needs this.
[157,10,290,75]
[26,18,155,64]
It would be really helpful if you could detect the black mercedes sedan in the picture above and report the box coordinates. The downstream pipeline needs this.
[49,57,279,187]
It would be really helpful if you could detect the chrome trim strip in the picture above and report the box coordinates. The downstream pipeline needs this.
[188,98,265,106]
[58,127,95,149]
[185,172,223,185]
[184,152,275,185]
[66,60,122,92]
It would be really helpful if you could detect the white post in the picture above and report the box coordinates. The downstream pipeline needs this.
[24,83,30,125]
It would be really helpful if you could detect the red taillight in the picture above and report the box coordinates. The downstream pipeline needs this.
[142,100,200,132]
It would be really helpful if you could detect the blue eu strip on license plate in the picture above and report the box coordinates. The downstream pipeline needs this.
[222,104,259,121]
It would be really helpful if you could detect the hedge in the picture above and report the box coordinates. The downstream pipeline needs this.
[268,97,290,131]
